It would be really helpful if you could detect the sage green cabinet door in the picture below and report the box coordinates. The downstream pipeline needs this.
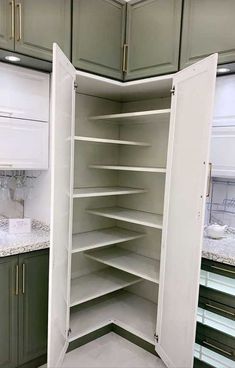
[0,0,14,51]
[180,0,235,68]
[124,0,182,80]
[18,250,49,365]
[0,256,18,368]
[14,0,71,61]
[72,0,126,80]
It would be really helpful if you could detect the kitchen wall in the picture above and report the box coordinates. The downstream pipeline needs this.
[206,179,235,228]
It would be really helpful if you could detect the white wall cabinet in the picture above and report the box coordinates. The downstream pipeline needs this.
[47,45,217,368]
[0,62,49,122]
[210,75,235,178]
[211,127,235,178]
[0,117,48,170]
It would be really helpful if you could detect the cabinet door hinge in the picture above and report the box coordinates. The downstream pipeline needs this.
[67,328,72,337]
[154,333,159,343]
[74,82,78,91]
[170,86,175,95]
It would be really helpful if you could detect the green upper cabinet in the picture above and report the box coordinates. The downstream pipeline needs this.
[0,256,18,368]
[0,0,15,51]
[180,0,235,68]
[14,0,71,60]
[124,0,182,81]
[72,0,126,80]
[18,250,49,366]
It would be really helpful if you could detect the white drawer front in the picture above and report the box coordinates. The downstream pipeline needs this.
[0,62,49,122]
[0,117,48,170]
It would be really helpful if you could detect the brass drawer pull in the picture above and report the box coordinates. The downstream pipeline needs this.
[205,303,235,317]
[203,340,232,356]
[22,263,25,294]
[211,265,235,275]
[122,44,128,72]
[15,265,19,295]
[206,162,212,197]
[9,1,15,39]
[16,2,22,41]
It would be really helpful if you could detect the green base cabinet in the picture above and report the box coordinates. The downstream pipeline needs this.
[0,256,18,368]
[124,0,182,80]
[72,0,126,80]
[0,249,49,368]
[18,251,49,366]
[180,0,235,69]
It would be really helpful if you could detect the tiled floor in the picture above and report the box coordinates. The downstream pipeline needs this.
[42,332,166,368]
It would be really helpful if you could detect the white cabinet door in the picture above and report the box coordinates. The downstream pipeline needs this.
[0,62,49,122]
[0,117,48,169]
[156,54,218,368]
[211,126,235,178]
[47,44,76,367]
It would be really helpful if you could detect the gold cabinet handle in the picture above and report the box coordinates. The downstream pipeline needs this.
[206,162,212,197]
[205,303,235,317]
[211,265,235,275]
[15,265,19,295]
[9,1,15,39]
[22,263,25,294]
[122,44,128,72]
[16,2,22,41]
[202,340,232,356]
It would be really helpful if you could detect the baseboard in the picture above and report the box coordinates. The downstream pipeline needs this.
[18,354,47,368]
[68,322,158,357]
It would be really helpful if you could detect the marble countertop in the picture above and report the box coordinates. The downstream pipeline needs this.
[202,230,235,267]
[0,219,49,257]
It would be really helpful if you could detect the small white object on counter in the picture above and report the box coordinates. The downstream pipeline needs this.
[205,224,228,239]
[0,219,49,257]
[203,229,235,266]
[9,218,31,234]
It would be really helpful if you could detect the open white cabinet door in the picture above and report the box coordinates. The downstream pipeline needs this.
[47,44,76,368]
[156,54,218,368]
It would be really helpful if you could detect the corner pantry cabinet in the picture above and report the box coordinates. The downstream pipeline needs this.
[47,44,217,368]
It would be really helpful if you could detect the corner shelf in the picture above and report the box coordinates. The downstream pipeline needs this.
[72,227,145,253]
[89,109,171,123]
[75,136,150,147]
[87,207,163,229]
[69,291,157,345]
[85,246,160,283]
[73,187,147,198]
[89,165,166,173]
[70,268,141,306]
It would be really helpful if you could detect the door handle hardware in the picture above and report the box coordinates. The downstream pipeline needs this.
[211,265,235,275]
[205,303,235,317]
[15,265,19,295]
[16,2,22,41]
[202,340,232,356]
[22,263,25,294]
[122,44,128,73]
[206,162,212,197]
[9,1,15,39]
[0,164,13,167]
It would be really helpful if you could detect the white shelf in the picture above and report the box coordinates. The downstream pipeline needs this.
[89,109,171,123]
[70,291,157,345]
[72,227,145,253]
[70,268,141,306]
[87,207,163,229]
[73,187,147,198]
[89,165,166,173]
[85,246,160,283]
[75,136,150,147]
